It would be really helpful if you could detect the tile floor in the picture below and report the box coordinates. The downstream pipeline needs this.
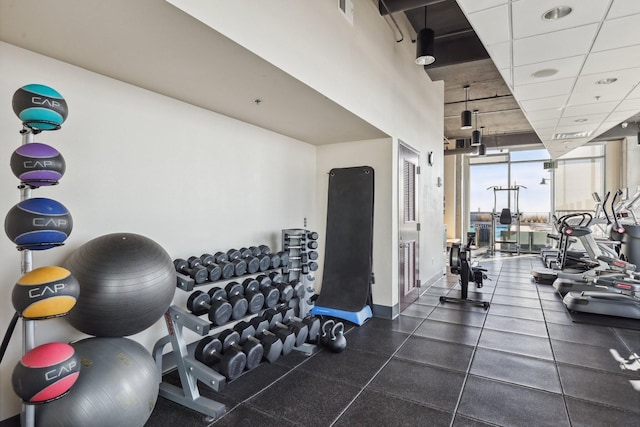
[144,254,640,426]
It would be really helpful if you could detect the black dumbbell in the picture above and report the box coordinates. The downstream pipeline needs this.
[248,246,261,257]
[277,251,289,268]
[256,275,280,308]
[290,252,318,264]
[213,251,228,263]
[197,254,223,282]
[307,241,318,250]
[307,231,318,240]
[267,272,292,301]
[226,249,248,276]
[240,278,265,314]
[186,290,232,326]
[278,306,321,344]
[258,244,271,255]
[267,252,281,269]
[233,320,281,364]
[238,248,260,274]
[194,336,246,380]
[210,287,247,321]
[250,316,295,356]
[288,279,305,298]
[217,329,263,371]
[256,252,272,272]
[174,258,209,284]
[264,308,308,348]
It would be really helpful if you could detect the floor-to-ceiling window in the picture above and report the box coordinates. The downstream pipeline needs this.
[467,146,605,252]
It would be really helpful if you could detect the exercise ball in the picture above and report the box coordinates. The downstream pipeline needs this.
[10,143,66,187]
[4,198,73,250]
[12,342,80,404]
[12,266,80,319]
[35,337,159,427]
[64,233,175,337]
[12,84,68,130]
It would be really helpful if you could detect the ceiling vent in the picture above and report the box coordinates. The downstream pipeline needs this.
[553,130,594,140]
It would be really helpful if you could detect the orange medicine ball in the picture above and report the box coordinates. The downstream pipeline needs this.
[12,266,80,319]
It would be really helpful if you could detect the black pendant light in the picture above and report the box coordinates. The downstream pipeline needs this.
[461,85,472,129]
[415,7,435,66]
[478,126,486,155]
[471,110,481,146]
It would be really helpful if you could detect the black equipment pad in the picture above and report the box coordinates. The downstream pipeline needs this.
[316,166,374,312]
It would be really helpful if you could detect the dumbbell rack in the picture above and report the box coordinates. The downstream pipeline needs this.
[281,228,318,320]
[153,241,320,420]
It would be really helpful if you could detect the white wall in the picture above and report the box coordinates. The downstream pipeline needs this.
[0,43,317,419]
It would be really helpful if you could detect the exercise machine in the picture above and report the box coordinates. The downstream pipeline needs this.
[487,185,525,255]
[440,237,490,309]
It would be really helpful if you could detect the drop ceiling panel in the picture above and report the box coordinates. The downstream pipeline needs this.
[457,0,507,15]
[567,67,640,105]
[614,97,640,112]
[606,110,639,123]
[606,0,640,19]
[511,0,609,39]
[563,100,620,117]
[592,13,640,51]
[467,4,510,45]
[513,55,585,86]
[581,44,640,75]
[526,108,563,121]
[486,41,511,70]
[513,77,575,101]
[530,118,560,129]
[520,94,568,112]
[557,112,608,127]
[512,24,598,67]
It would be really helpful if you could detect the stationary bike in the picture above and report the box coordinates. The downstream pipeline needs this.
[440,235,490,309]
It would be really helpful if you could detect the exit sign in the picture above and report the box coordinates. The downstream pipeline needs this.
[543,161,557,169]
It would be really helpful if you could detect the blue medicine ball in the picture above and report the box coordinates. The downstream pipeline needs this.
[4,198,73,250]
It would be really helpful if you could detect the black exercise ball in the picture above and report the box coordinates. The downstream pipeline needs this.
[64,233,175,337]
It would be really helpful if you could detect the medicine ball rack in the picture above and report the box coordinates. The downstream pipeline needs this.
[153,230,321,420]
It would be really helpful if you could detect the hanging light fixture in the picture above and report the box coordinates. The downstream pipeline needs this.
[415,7,435,66]
[471,110,481,146]
[478,126,486,155]
[461,85,472,129]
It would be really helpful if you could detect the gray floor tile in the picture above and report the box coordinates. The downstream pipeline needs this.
[493,287,539,298]
[296,347,389,387]
[614,327,640,353]
[334,389,453,427]
[551,339,636,374]
[557,363,640,413]
[543,309,575,325]
[541,298,566,312]
[477,328,554,359]
[470,347,562,392]
[546,322,623,348]
[362,314,424,334]
[452,415,499,426]
[213,404,295,426]
[484,314,548,337]
[400,302,437,318]
[487,303,545,321]
[565,396,640,427]
[368,358,465,412]
[395,335,474,372]
[427,306,488,327]
[457,376,569,427]
[490,294,541,309]
[414,319,483,346]
[342,327,409,357]
[249,370,360,425]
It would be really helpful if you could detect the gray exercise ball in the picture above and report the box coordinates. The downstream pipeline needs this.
[36,337,160,427]
[64,232,175,337]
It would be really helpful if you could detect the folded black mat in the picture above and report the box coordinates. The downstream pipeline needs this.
[315,166,374,312]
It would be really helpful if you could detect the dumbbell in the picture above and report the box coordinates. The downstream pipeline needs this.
[197,254,223,282]
[307,241,318,250]
[289,251,318,264]
[255,252,272,272]
[307,231,318,240]
[218,329,263,371]
[233,320,281,364]
[240,278,265,314]
[263,308,308,348]
[277,305,321,344]
[267,252,281,269]
[250,315,296,356]
[283,263,318,275]
[210,287,247,320]
[248,246,261,257]
[255,274,280,308]
[174,258,208,284]
[277,251,289,268]
[194,336,246,380]
[186,290,232,326]
[208,251,235,279]
[267,272,293,302]
[258,244,271,255]
[238,248,261,274]
[226,249,248,276]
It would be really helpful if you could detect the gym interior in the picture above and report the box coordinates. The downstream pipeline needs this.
[1,1,639,426]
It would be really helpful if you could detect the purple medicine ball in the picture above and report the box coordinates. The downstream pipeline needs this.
[10,143,66,187]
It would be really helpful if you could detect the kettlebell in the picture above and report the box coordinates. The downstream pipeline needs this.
[327,322,347,353]
[320,320,335,348]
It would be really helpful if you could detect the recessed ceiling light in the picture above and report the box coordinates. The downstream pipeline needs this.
[573,118,588,123]
[531,69,558,78]
[542,6,572,21]
[595,77,617,85]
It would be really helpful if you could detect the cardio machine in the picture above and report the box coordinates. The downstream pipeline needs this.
[440,236,490,309]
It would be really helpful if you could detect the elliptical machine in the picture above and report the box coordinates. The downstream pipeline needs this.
[440,235,490,309]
